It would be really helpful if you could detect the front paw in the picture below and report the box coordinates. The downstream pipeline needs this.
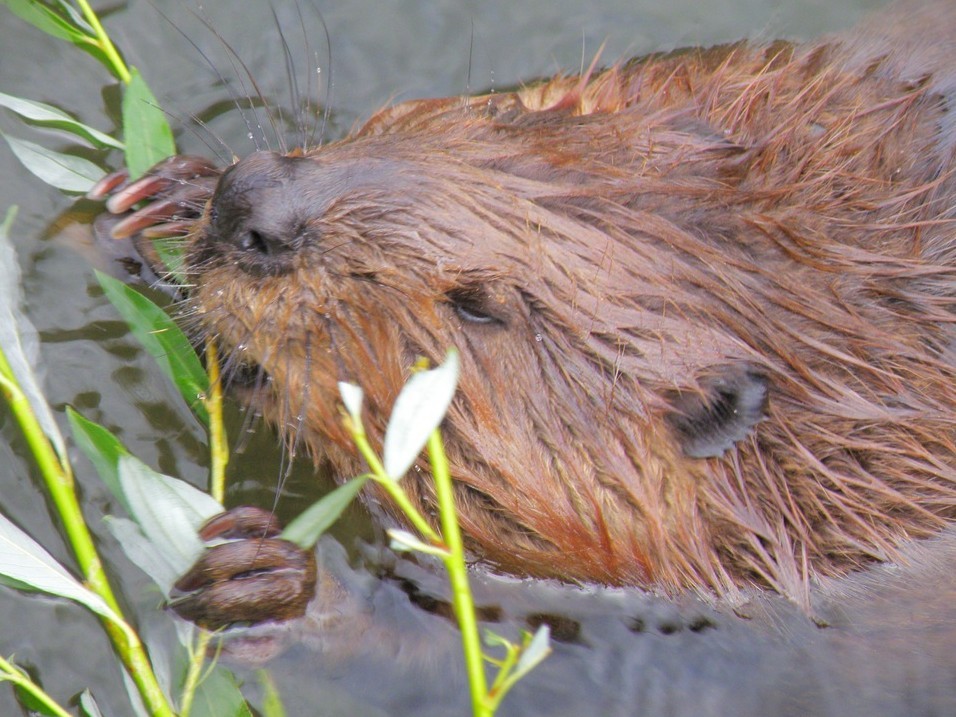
[169,507,317,630]
[89,154,221,240]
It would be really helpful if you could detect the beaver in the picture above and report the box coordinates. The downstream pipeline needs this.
[95,0,956,611]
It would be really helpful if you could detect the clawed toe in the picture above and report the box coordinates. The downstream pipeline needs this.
[91,154,221,232]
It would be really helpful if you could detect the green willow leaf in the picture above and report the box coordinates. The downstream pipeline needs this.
[104,516,180,598]
[387,528,451,558]
[78,690,105,717]
[152,238,187,285]
[2,133,104,192]
[66,408,132,515]
[338,382,364,423]
[281,475,370,549]
[0,91,124,149]
[258,671,287,717]
[122,68,175,178]
[186,668,254,717]
[95,270,209,424]
[0,0,91,44]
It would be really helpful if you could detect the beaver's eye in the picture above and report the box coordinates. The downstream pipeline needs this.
[447,287,506,326]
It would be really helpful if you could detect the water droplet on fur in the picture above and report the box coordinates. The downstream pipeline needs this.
[534,333,543,342]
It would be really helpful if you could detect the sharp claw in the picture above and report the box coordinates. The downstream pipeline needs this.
[102,157,220,213]
[87,168,130,201]
[110,200,181,239]
[106,175,175,214]
[94,153,221,281]
[142,220,197,239]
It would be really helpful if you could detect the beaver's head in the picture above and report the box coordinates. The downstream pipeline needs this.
[186,49,956,601]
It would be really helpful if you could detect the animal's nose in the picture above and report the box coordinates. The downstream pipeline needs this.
[210,151,309,274]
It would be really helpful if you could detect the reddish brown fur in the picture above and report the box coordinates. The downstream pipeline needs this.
[182,1,956,605]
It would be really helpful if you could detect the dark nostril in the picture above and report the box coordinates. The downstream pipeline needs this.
[222,219,300,276]
[203,151,321,275]
[241,228,271,255]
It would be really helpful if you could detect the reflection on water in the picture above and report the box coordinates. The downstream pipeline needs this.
[226,530,956,716]
[9,0,954,715]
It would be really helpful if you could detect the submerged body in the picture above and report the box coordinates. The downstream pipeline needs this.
[102,1,956,608]
[227,528,956,717]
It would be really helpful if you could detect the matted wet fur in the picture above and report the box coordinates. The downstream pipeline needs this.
[101,0,956,607]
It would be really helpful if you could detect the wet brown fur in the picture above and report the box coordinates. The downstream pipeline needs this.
[185,1,956,605]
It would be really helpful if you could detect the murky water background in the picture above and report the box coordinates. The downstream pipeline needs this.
[0,0,891,714]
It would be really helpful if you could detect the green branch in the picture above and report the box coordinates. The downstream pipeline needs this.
[0,347,175,717]
[429,430,490,716]
[0,655,72,717]
[74,0,132,83]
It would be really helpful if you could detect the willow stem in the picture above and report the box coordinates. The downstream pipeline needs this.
[73,0,132,83]
[204,342,228,504]
[0,655,72,717]
[429,430,490,717]
[179,630,214,717]
[350,418,442,544]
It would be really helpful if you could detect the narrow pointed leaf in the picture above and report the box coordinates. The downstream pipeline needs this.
[1,0,91,43]
[0,512,122,624]
[387,529,451,558]
[96,270,209,424]
[122,68,175,178]
[78,690,105,717]
[2,133,104,192]
[383,350,459,480]
[338,382,363,423]
[281,475,369,549]
[258,670,287,717]
[152,238,187,285]
[511,624,552,682]
[187,668,254,717]
[104,516,181,597]
[117,455,222,574]
[0,92,123,149]
[66,408,131,514]
[0,208,67,461]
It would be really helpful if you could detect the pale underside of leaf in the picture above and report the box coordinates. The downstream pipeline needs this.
[0,207,67,461]
[0,512,121,625]
[2,133,105,192]
[382,350,460,480]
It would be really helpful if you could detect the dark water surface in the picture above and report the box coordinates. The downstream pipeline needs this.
[0,0,913,715]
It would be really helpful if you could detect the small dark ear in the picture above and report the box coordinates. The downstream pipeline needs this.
[665,363,769,459]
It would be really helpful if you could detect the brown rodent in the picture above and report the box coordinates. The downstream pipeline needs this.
[97,0,956,608]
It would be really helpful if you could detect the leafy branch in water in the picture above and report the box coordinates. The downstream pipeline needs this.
[300,357,552,717]
[0,207,177,716]
[1,0,174,190]
[0,1,234,714]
